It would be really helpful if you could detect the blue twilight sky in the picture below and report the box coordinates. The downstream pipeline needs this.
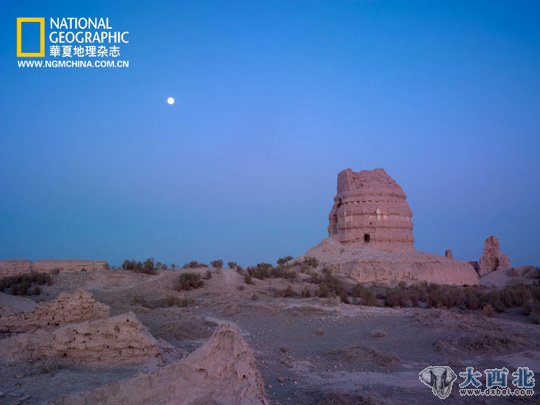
[1,1,539,267]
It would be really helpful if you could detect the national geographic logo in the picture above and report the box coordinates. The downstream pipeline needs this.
[16,17,45,57]
[16,17,130,69]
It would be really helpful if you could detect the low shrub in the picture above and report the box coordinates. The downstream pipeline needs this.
[210,259,224,269]
[175,272,203,291]
[276,256,293,266]
[227,261,238,270]
[0,272,52,295]
[182,261,208,269]
[247,263,273,280]
[482,304,494,317]
[121,258,158,275]
[352,284,379,306]
[166,295,194,307]
[318,269,347,298]
[244,275,253,285]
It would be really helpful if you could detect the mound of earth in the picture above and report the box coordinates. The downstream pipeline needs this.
[305,237,479,286]
[51,322,269,405]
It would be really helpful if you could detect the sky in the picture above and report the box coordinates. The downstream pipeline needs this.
[1,0,539,267]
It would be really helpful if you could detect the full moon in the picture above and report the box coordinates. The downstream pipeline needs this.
[167,97,175,105]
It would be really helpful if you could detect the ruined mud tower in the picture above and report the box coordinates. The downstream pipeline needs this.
[328,168,414,251]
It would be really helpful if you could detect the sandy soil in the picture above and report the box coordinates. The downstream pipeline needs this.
[1,268,539,404]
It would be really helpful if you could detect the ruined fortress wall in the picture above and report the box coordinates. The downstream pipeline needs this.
[0,312,160,364]
[328,168,414,251]
[0,289,110,332]
[51,323,269,405]
[0,259,109,279]
[33,259,109,273]
[0,260,33,279]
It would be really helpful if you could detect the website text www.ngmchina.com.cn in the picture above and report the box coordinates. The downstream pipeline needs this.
[17,59,129,68]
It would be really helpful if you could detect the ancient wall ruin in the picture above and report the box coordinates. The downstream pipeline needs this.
[0,289,109,333]
[0,259,109,279]
[328,168,414,252]
[479,235,512,276]
[51,323,269,405]
[0,312,161,364]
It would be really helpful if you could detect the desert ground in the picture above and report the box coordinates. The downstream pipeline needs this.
[1,262,539,404]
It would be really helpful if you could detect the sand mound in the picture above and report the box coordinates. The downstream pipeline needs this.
[51,322,269,405]
[0,289,109,333]
[0,312,162,364]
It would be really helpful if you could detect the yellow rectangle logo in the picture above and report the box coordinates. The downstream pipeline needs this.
[17,17,45,57]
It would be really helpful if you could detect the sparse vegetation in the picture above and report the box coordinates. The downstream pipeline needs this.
[370,329,387,338]
[210,259,223,269]
[227,261,238,270]
[0,272,52,295]
[121,258,158,275]
[482,304,494,317]
[166,295,194,307]
[276,256,293,266]
[182,261,208,269]
[315,268,346,298]
[175,272,204,291]
[244,275,253,285]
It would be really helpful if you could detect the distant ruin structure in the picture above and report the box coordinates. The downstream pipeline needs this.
[328,168,414,252]
[479,235,512,276]
[304,167,480,285]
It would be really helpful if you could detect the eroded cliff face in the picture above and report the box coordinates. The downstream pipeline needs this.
[328,168,414,252]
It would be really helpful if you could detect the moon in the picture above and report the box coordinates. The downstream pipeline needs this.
[167,97,175,105]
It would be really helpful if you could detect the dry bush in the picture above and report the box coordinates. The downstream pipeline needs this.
[317,268,347,299]
[175,272,203,291]
[166,295,194,307]
[182,260,208,269]
[276,256,293,266]
[244,275,253,285]
[0,272,52,295]
[121,258,158,275]
[273,285,298,298]
[352,284,379,306]
[247,262,273,279]
[227,261,238,270]
[370,329,387,338]
[482,304,494,317]
[210,259,223,269]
